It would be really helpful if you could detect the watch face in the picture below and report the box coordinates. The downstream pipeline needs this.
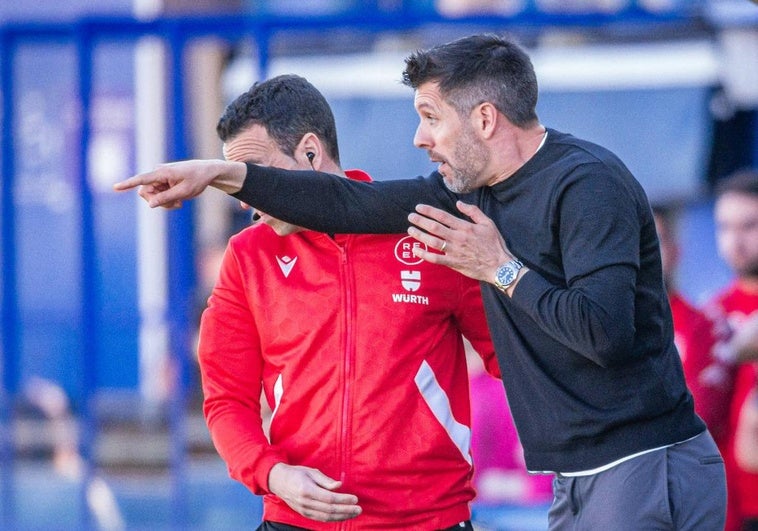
[497,265,516,285]
[495,260,523,291]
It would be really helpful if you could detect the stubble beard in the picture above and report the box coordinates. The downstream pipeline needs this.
[441,127,489,194]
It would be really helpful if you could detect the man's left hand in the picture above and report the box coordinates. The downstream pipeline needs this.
[407,201,511,283]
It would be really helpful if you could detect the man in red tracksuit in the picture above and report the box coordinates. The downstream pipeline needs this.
[197,75,498,530]
[706,169,758,531]
[652,204,732,443]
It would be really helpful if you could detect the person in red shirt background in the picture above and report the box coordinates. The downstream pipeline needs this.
[706,169,758,531]
[652,203,733,444]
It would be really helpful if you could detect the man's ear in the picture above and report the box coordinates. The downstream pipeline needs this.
[297,132,322,168]
[472,102,498,140]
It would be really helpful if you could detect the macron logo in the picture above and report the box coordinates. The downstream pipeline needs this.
[276,255,298,278]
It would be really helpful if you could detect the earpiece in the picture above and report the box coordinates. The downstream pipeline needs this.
[306,152,315,162]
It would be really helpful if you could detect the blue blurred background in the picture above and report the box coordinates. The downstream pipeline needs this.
[1,1,757,529]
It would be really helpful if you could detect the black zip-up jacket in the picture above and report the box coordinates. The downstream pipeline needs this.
[232,128,705,473]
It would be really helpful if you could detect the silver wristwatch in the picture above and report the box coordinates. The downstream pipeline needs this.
[493,259,523,293]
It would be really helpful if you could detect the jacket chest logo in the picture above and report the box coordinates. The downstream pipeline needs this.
[276,255,297,278]
[392,236,428,304]
[393,271,429,305]
[394,235,426,265]
[401,270,421,292]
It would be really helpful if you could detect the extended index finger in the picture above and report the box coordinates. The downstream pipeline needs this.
[113,173,152,191]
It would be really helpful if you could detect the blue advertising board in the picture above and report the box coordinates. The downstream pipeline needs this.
[2,1,141,403]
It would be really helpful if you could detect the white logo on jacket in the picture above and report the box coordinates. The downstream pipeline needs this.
[401,270,421,292]
[395,271,427,304]
[276,255,297,278]
[392,236,429,304]
[394,236,426,266]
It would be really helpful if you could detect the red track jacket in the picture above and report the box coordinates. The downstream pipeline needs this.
[669,291,731,443]
[708,281,758,531]
[198,170,498,530]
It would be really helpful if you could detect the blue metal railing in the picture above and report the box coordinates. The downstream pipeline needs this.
[75,24,99,531]
[165,24,193,527]
[1,25,20,530]
[0,4,746,528]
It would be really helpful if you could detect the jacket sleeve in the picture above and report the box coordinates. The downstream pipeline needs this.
[198,242,287,495]
[509,167,641,367]
[454,276,500,379]
[232,164,461,234]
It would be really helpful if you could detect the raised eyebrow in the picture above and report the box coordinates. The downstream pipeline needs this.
[416,103,439,116]
[415,101,438,114]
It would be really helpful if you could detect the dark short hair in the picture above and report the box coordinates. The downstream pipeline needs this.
[402,33,539,127]
[216,74,340,164]
[715,168,758,199]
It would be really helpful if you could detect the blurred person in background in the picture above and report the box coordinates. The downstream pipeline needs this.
[188,74,499,530]
[652,203,733,444]
[116,33,726,530]
[22,377,125,529]
[706,169,758,531]
[464,339,553,507]
[734,314,758,476]
[735,389,758,476]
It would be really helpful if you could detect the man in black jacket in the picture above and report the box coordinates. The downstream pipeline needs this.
[116,34,726,530]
